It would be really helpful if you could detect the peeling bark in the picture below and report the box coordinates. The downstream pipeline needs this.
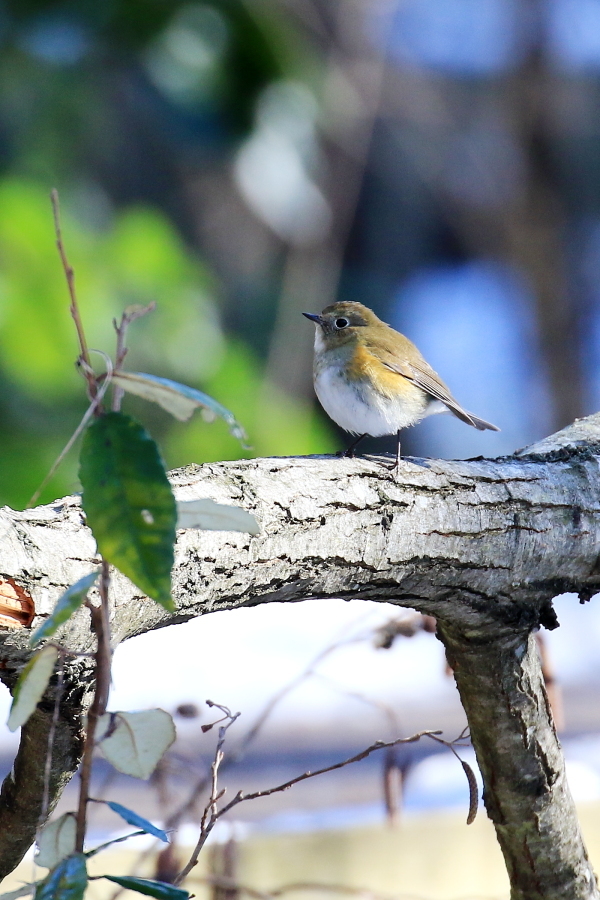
[1,414,600,894]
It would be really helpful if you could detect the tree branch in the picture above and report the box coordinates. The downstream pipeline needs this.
[0,661,89,879]
[1,413,600,889]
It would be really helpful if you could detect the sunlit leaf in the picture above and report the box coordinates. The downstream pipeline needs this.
[176,499,260,535]
[30,572,99,648]
[96,709,176,779]
[34,855,87,900]
[79,413,176,612]
[105,801,168,842]
[35,814,77,869]
[103,876,189,900]
[8,646,59,732]
[111,372,247,444]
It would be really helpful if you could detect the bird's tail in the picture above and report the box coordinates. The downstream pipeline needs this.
[464,411,500,432]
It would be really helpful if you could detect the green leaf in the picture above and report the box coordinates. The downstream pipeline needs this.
[176,499,260,534]
[79,413,176,611]
[30,572,99,648]
[34,855,87,900]
[103,876,189,900]
[105,801,168,842]
[96,709,176,779]
[8,646,59,732]
[111,372,248,444]
[35,813,77,869]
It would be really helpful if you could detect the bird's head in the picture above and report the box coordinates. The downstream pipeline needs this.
[302,302,384,350]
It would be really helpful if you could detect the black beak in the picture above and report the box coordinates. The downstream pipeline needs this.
[302,312,322,324]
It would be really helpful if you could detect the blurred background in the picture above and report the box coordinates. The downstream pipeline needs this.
[3,0,600,897]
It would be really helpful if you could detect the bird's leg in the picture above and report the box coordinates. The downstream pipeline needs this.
[337,433,367,458]
[382,430,402,472]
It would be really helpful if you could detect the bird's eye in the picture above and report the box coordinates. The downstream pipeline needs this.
[335,317,349,329]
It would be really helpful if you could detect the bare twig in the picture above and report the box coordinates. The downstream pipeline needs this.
[112,302,156,411]
[175,729,447,885]
[26,355,113,508]
[176,704,240,884]
[312,672,401,736]
[158,627,373,841]
[75,560,112,852]
[50,190,95,398]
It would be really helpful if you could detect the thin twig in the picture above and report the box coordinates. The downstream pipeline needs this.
[160,631,370,839]
[112,302,156,411]
[312,672,401,736]
[86,829,147,858]
[115,617,414,894]
[175,705,241,885]
[26,354,113,508]
[175,729,443,885]
[75,560,112,852]
[50,189,95,398]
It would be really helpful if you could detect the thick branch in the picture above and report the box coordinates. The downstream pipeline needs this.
[1,413,600,888]
[439,624,596,900]
[3,416,600,653]
[0,660,89,879]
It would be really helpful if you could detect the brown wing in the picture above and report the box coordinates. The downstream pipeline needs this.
[367,331,499,432]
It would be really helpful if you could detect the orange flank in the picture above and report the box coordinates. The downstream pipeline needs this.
[346,344,417,399]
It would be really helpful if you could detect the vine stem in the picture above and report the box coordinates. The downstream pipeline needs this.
[75,559,112,852]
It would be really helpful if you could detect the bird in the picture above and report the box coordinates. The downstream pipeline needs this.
[303,301,499,466]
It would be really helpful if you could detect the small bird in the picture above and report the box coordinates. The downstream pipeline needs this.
[303,301,499,465]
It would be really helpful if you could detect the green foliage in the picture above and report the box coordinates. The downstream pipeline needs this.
[34,854,87,900]
[102,876,189,900]
[80,413,176,611]
[30,571,99,648]
[0,180,334,509]
[167,340,336,465]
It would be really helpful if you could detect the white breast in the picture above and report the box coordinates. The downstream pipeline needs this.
[314,365,432,437]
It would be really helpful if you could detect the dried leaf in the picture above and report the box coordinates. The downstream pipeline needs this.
[96,709,176,780]
[0,579,35,629]
[176,499,260,535]
[8,646,59,732]
[460,758,479,825]
[35,814,77,869]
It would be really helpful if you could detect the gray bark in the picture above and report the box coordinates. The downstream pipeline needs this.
[2,413,600,895]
